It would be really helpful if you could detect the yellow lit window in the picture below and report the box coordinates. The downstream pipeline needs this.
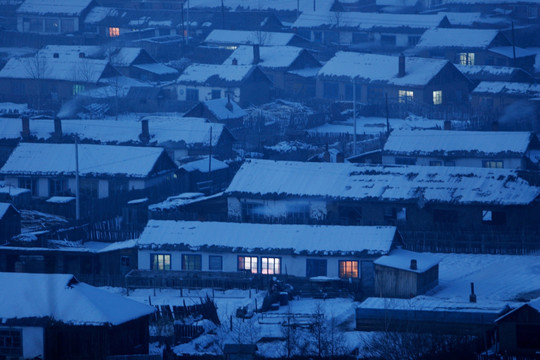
[433,90,442,105]
[459,52,475,65]
[398,90,414,103]
[339,260,359,278]
[109,27,120,37]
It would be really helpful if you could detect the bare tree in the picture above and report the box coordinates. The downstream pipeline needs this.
[24,53,49,110]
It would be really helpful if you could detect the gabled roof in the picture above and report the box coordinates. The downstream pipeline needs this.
[318,52,450,87]
[17,0,94,16]
[204,29,297,46]
[374,249,440,273]
[186,0,337,12]
[488,46,538,59]
[416,28,507,49]
[225,159,539,206]
[293,11,447,30]
[200,98,248,120]
[177,64,258,86]
[179,156,229,173]
[0,272,154,326]
[138,220,398,256]
[0,202,17,218]
[383,129,532,157]
[224,45,317,70]
[456,64,532,83]
[495,297,540,323]
[472,81,540,96]
[0,143,171,178]
[39,45,154,67]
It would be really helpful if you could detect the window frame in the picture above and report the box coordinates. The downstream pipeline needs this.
[339,260,359,278]
[151,253,171,271]
[182,254,202,271]
[261,256,281,275]
[398,90,414,103]
[433,90,443,105]
[208,255,223,271]
[482,160,503,169]
[306,258,327,277]
[0,328,22,356]
[238,255,258,274]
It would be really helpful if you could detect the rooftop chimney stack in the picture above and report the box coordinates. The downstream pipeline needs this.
[54,117,62,139]
[398,53,405,78]
[21,116,30,138]
[79,52,85,58]
[253,44,260,65]
[140,119,150,144]
[53,52,59,58]
[410,259,417,270]
[469,282,477,303]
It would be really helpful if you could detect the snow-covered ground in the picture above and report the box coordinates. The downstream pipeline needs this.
[102,252,540,357]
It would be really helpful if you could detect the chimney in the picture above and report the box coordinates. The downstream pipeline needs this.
[253,44,260,65]
[140,119,150,144]
[54,117,62,139]
[232,58,238,66]
[53,52,59,58]
[21,116,30,138]
[443,120,451,130]
[79,52,85,58]
[410,259,417,270]
[225,93,233,112]
[398,53,405,78]
[469,282,477,303]
[323,144,330,162]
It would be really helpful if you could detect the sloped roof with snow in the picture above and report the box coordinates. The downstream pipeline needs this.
[39,45,150,67]
[204,29,296,46]
[383,129,532,157]
[133,63,178,75]
[177,64,256,85]
[17,0,94,15]
[293,11,446,30]
[416,28,502,49]
[472,81,540,96]
[138,220,397,256]
[0,273,154,325]
[374,249,440,273]
[0,142,169,178]
[202,98,248,120]
[224,45,307,69]
[225,160,539,206]
[456,64,530,82]
[0,203,16,218]
[186,0,338,11]
[179,156,228,173]
[318,52,449,87]
[488,46,537,59]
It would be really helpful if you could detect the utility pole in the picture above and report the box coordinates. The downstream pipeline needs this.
[186,0,190,45]
[353,77,357,156]
[221,0,225,29]
[208,126,212,172]
[75,137,80,222]
[385,93,390,136]
[511,22,516,67]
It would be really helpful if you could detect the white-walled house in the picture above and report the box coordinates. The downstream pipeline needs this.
[382,129,537,169]
[137,220,400,287]
[16,0,96,33]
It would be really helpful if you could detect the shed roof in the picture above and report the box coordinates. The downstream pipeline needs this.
[201,98,248,120]
[472,81,540,96]
[224,45,311,69]
[204,29,296,46]
[177,64,256,85]
[374,249,440,273]
[416,28,504,49]
[17,0,93,15]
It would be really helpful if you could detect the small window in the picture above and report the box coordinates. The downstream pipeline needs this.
[367,86,383,103]
[209,255,223,271]
[323,82,339,99]
[429,160,443,166]
[19,177,38,196]
[186,88,199,101]
[395,157,417,165]
[211,89,221,99]
[0,328,22,356]
[482,160,503,169]
[44,18,59,33]
[398,90,414,103]
[339,260,359,278]
[482,210,506,225]
[238,256,258,274]
[345,83,361,101]
[352,32,368,43]
[121,256,130,267]
[261,257,280,275]
[182,254,202,271]
[433,90,442,105]
[444,160,456,166]
[109,27,120,37]
[313,31,322,42]
[151,254,171,271]
[459,52,475,65]
[48,178,66,196]
[384,207,397,220]
[306,259,327,277]
[73,84,85,95]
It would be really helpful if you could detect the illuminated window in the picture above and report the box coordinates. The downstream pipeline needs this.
[109,27,120,37]
[398,90,414,103]
[433,90,442,105]
[339,260,359,278]
[151,254,171,271]
[459,52,475,65]
[238,256,258,274]
[182,254,201,271]
[482,160,503,168]
[73,84,85,95]
[261,257,280,275]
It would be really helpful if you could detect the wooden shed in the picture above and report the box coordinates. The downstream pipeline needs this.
[495,298,540,357]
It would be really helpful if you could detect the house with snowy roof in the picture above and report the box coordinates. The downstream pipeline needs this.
[292,11,449,49]
[440,0,540,25]
[148,192,228,222]
[0,48,118,109]
[184,97,247,128]
[470,81,540,116]
[413,28,536,73]
[0,142,177,218]
[177,156,230,195]
[203,29,310,48]
[16,0,96,33]
[224,159,540,251]
[0,272,154,359]
[382,129,538,170]
[456,64,533,87]
[316,52,471,107]
[173,63,271,106]
[223,45,321,98]
[0,202,20,242]
[136,219,401,294]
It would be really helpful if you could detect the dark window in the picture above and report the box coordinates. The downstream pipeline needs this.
[49,178,66,196]
[313,31,322,42]
[339,260,359,278]
[384,207,397,220]
[18,177,38,196]
[238,256,258,274]
[352,32,368,43]
[0,328,22,356]
[433,209,458,223]
[482,210,506,225]
[482,160,503,168]
[182,254,202,271]
[516,324,540,349]
[121,256,130,267]
[261,257,280,275]
[323,82,339,99]
[345,83,361,101]
[381,35,396,46]
[338,205,362,225]
[395,157,417,165]
[367,86,383,103]
[306,259,327,277]
[429,160,443,166]
[209,255,223,271]
[186,88,199,101]
[61,19,75,32]
[151,253,171,271]
[211,89,221,99]
[444,160,456,166]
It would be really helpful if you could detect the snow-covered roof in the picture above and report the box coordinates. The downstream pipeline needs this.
[456,64,528,81]
[488,46,537,59]
[185,0,337,12]
[472,81,540,96]
[0,203,15,218]
[0,272,154,325]
[138,220,397,256]
[318,52,449,87]
[383,129,532,157]
[0,183,30,196]
[84,6,119,24]
[358,296,509,313]
[17,0,94,15]
[293,12,446,30]
[39,45,150,67]
[224,45,306,69]
[416,28,502,49]
[374,249,440,273]
[0,143,169,178]
[204,30,296,46]
[443,0,540,4]
[46,196,75,203]
[225,159,539,206]
[148,192,221,212]
[133,63,178,75]
[202,98,247,120]
[177,64,256,85]
[179,156,229,173]
[0,239,137,254]
[0,116,225,147]
[0,53,112,83]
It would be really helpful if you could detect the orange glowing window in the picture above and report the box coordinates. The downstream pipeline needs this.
[108,27,120,37]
